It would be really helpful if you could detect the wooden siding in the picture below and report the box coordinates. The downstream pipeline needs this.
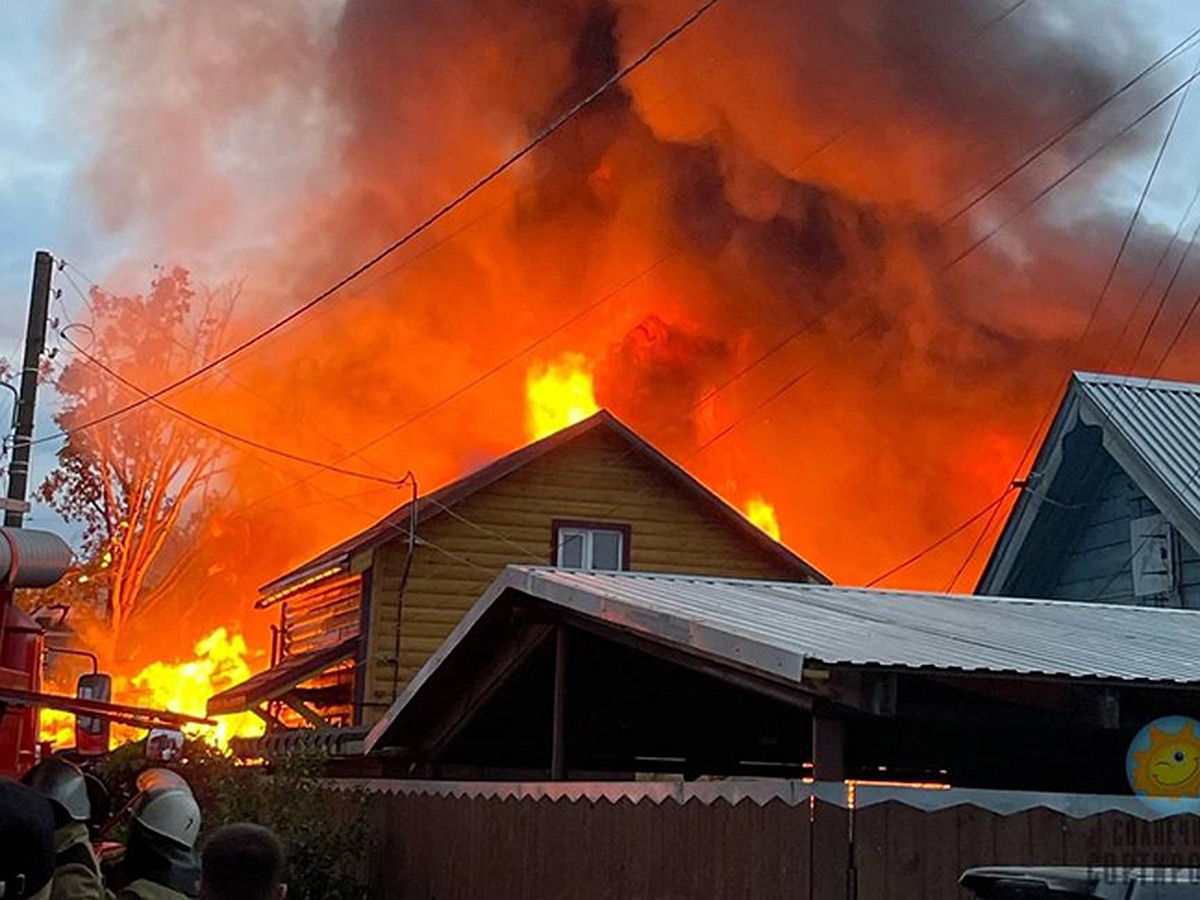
[359,427,809,722]
[280,572,363,658]
[1048,455,1200,609]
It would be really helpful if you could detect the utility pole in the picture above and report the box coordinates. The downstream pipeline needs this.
[4,250,53,528]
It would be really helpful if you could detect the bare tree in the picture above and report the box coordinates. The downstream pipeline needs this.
[37,267,234,650]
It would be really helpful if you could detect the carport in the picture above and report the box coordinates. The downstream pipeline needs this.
[364,567,1200,793]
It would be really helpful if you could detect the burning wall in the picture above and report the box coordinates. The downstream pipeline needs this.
[48,1,1200,679]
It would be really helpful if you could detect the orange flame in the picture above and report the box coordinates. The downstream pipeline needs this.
[38,709,76,749]
[526,352,599,440]
[121,627,264,750]
[744,496,782,541]
[38,627,264,752]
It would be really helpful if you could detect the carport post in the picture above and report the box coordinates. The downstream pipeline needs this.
[812,714,845,782]
[550,625,567,780]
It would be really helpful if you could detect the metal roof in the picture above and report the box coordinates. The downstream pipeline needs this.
[366,567,1200,752]
[1073,371,1200,528]
[508,567,1200,682]
[980,371,1200,593]
[206,636,358,716]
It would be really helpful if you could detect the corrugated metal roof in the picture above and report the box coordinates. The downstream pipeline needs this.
[366,567,1200,752]
[504,567,1200,684]
[979,371,1200,594]
[1074,371,1200,528]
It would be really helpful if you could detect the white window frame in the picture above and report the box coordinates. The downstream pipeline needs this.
[554,525,626,572]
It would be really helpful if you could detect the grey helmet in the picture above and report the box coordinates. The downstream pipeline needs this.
[130,769,201,850]
[135,768,190,796]
[21,758,90,824]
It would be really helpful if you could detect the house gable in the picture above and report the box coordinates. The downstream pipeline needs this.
[979,372,1200,609]
[358,423,822,721]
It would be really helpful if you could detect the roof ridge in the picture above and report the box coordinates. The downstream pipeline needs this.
[524,567,1200,614]
[1074,370,1200,393]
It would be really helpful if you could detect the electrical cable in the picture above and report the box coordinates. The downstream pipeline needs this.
[785,0,1033,178]
[1128,216,1200,372]
[944,64,1200,273]
[942,26,1200,226]
[941,67,1196,592]
[1100,180,1200,372]
[56,328,405,485]
[33,0,723,447]
[865,489,1014,588]
[57,262,400,483]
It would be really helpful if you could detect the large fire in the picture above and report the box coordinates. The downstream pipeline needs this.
[122,628,264,749]
[526,353,600,440]
[38,628,263,752]
[31,1,1200,717]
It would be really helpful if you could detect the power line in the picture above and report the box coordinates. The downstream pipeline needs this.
[579,314,880,533]
[424,497,546,563]
[1128,217,1200,373]
[944,64,1200,273]
[941,26,1200,226]
[864,489,1014,588]
[1101,180,1200,372]
[882,49,1200,590]
[56,328,405,485]
[57,262,400,482]
[212,247,684,524]
[33,0,723,448]
[787,0,1034,178]
[942,62,1196,592]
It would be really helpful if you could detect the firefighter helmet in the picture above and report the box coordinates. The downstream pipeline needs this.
[130,769,201,850]
[21,757,90,824]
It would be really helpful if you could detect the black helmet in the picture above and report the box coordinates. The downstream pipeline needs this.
[21,757,90,825]
[0,779,55,899]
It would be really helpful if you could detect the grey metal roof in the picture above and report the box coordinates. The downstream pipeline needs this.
[1073,371,1200,528]
[366,567,1200,752]
[979,371,1200,594]
[505,567,1200,682]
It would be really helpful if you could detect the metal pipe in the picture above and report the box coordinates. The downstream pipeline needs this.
[389,472,418,702]
[0,528,73,587]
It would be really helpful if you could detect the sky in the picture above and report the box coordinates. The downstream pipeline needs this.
[3,0,1200,556]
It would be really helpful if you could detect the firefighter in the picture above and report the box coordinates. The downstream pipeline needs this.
[0,779,57,900]
[22,758,106,900]
[109,770,201,900]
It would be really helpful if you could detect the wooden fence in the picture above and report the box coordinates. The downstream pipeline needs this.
[343,780,1200,900]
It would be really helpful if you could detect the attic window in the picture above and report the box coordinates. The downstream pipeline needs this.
[552,521,629,572]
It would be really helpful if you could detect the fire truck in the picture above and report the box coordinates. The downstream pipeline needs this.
[0,526,207,777]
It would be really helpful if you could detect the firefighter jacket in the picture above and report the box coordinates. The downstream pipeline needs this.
[109,880,193,900]
[104,840,199,900]
[51,822,104,900]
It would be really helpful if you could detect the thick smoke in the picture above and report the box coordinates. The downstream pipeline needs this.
[57,0,1199,659]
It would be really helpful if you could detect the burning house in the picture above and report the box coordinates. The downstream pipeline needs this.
[209,410,825,759]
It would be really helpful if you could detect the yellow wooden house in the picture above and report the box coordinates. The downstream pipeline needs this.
[209,411,826,749]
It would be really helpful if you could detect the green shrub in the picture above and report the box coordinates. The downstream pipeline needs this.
[93,741,371,900]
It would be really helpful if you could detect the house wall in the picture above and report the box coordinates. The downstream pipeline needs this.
[280,572,363,658]
[1048,455,1200,609]
[358,427,811,723]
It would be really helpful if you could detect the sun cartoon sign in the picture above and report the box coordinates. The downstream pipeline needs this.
[1127,716,1200,798]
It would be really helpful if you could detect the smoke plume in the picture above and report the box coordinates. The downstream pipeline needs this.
[55,0,1200,661]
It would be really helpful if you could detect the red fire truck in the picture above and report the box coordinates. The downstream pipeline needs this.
[0,527,208,777]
